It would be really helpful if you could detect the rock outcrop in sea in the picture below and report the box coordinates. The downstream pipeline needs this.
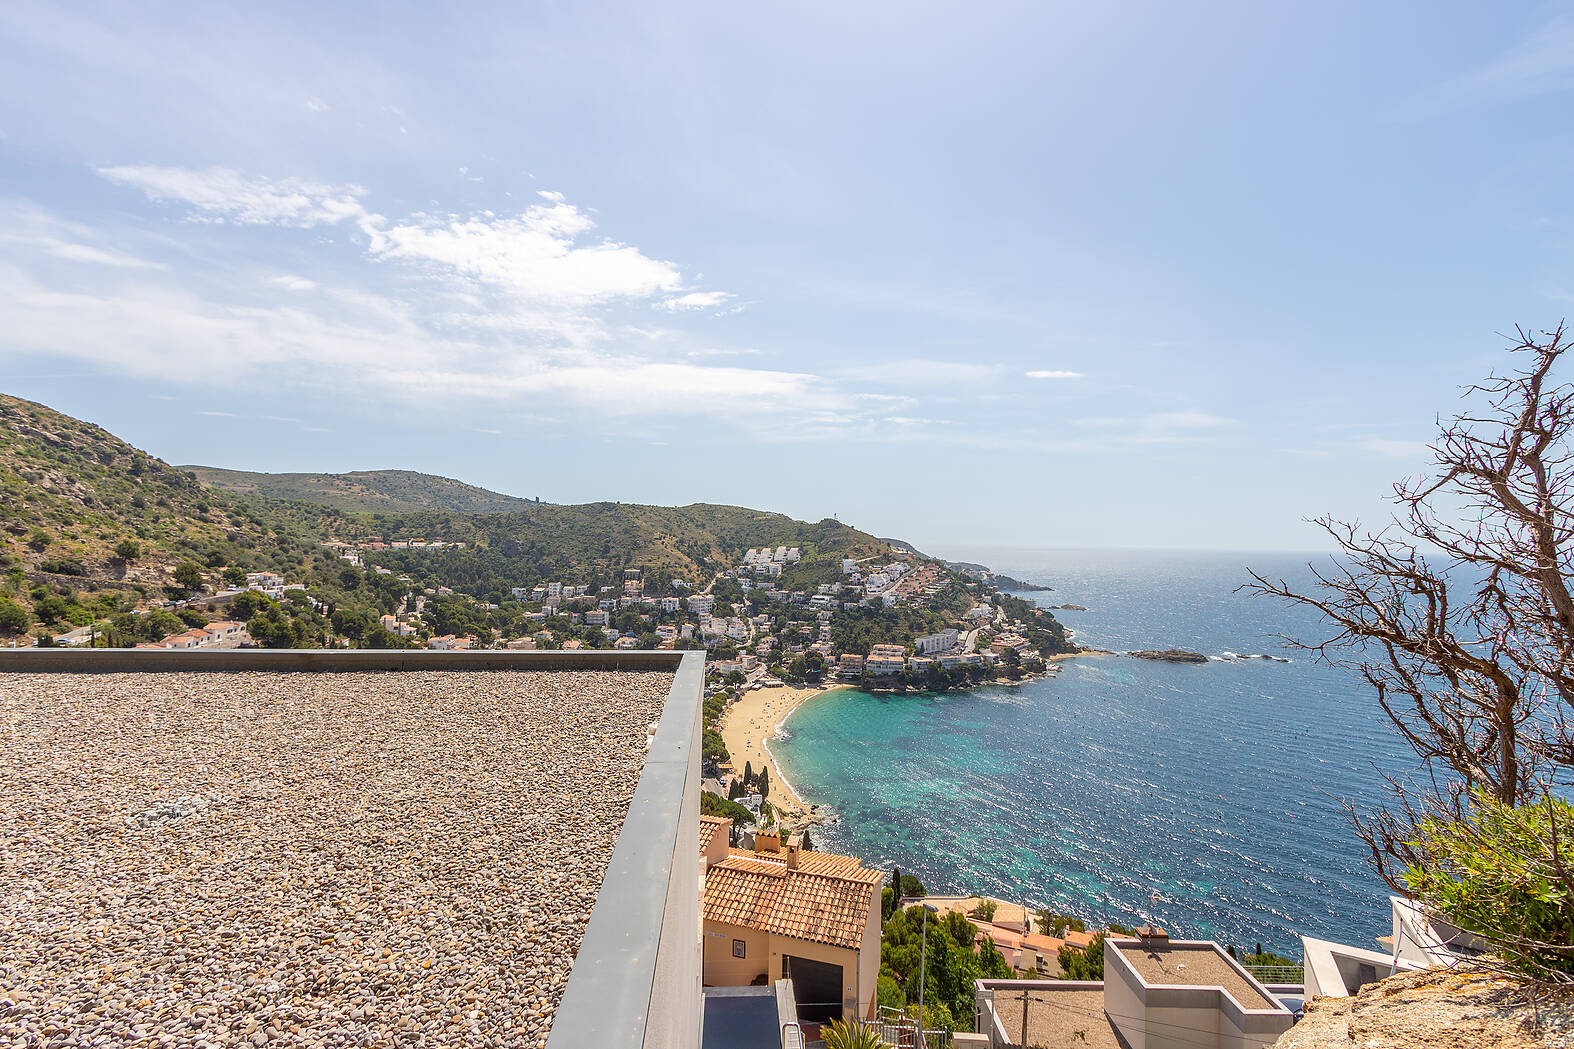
[1127,649,1210,663]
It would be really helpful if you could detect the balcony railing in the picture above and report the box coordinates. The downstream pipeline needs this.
[1242,963,1305,984]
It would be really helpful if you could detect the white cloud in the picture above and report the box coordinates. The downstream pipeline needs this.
[658,291,734,312]
[271,274,318,291]
[95,164,733,312]
[97,165,371,228]
[370,201,684,305]
[305,98,330,112]
[0,254,856,437]
[1025,369,1083,379]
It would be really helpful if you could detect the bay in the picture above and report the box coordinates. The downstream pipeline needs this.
[772,547,1415,954]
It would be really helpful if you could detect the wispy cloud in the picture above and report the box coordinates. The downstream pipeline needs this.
[0,204,168,270]
[837,358,1003,386]
[97,165,369,227]
[1360,437,1433,459]
[1401,13,1574,114]
[1068,410,1239,447]
[1025,369,1083,379]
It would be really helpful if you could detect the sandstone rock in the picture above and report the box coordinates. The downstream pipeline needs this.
[1275,967,1574,1049]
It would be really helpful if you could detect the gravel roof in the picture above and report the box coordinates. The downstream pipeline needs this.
[988,988,1121,1049]
[0,669,673,1048]
[1116,942,1279,1010]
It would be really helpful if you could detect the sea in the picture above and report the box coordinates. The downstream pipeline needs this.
[771,547,1417,955]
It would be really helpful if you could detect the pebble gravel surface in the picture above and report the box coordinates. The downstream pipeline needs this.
[0,670,673,1048]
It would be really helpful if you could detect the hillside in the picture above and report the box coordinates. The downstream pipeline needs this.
[0,394,346,587]
[361,502,891,598]
[0,393,898,640]
[0,393,368,641]
[183,465,538,515]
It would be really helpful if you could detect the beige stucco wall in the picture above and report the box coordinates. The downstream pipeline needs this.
[702,918,877,1020]
[703,922,773,987]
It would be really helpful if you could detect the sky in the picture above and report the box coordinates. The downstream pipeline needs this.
[1,2,1571,552]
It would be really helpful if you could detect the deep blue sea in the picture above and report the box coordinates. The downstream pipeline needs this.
[772,548,1416,955]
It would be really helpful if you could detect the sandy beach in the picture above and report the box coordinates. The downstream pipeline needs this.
[719,682,849,829]
[719,653,1109,828]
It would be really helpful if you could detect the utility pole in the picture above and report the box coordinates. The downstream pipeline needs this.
[917,905,927,1049]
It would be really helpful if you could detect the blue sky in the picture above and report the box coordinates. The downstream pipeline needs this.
[1,2,1571,551]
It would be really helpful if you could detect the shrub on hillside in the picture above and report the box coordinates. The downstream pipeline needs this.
[38,557,86,576]
[1407,792,1574,979]
[0,597,32,635]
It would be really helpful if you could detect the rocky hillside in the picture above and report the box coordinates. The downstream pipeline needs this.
[184,466,539,514]
[1276,967,1574,1049]
[0,394,345,598]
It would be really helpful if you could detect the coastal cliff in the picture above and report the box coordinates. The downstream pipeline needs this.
[1274,968,1574,1049]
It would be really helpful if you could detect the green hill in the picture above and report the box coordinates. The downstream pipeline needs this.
[0,392,898,639]
[182,466,538,514]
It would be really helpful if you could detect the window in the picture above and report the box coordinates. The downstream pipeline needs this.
[732,939,747,959]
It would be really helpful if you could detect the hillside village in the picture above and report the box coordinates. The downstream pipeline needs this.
[85,536,1072,692]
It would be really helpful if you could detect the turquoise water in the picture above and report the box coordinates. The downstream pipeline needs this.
[772,548,1414,954]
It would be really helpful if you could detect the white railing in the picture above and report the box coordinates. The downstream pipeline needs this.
[1242,963,1305,984]
[872,1008,952,1049]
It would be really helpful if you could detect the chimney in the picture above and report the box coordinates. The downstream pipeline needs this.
[755,830,780,853]
[1137,926,1169,943]
[786,833,803,870]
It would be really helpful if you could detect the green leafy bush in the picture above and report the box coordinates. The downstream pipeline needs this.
[700,791,756,826]
[38,557,86,576]
[0,597,31,635]
[1407,791,1574,979]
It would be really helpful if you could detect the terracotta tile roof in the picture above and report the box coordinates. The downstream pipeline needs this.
[703,844,882,950]
[700,814,731,854]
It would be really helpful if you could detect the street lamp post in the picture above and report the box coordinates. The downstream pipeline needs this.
[917,903,938,1048]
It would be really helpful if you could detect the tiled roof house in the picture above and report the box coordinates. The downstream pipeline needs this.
[700,818,882,1025]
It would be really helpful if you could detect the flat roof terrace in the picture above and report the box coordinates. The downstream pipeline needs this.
[0,659,683,1048]
[1116,941,1278,1011]
[980,984,1122,1049]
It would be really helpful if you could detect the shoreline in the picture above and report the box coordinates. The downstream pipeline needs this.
[721,650,1113,833]
[719,682,852,830]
